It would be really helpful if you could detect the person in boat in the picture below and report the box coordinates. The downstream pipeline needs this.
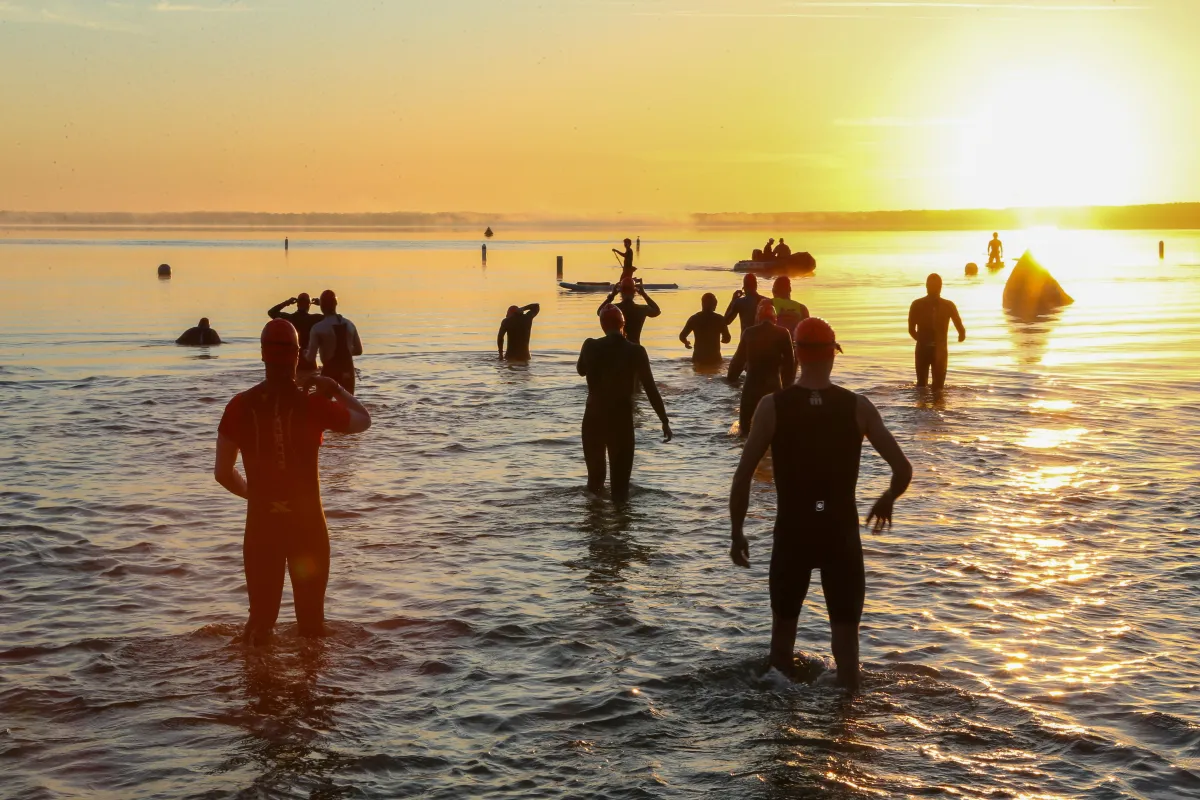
[727,299,795,437]
[613,238,636,282]
[771,276,810,339]
[761,238,775,261]
[774,238,792,260]
[679,292,732,366]
[497,303,540,361]
[177,318,222,346]
[306,290,364,394]
[728,316,912,691]
[908,273,966,391]
[987,233,1004,267]
[597,278,661,345]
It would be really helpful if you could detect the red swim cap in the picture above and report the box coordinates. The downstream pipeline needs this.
[261,318,300,364]
[507,305,520,317]
[319,289,337,307]
[794,316,842,363]
[600,304,625,333]
[756,298,777,323]
[772,275,791,296]
[743,273,758,290]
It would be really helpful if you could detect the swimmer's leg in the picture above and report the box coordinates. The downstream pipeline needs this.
[821,534,865,692]
[915,344,931,387]
[931,344,948,391]
[243,526,286,645]
[288,523,330,638]
[768,536,811,677]
[609,417,635,501]
[581,410,607,493]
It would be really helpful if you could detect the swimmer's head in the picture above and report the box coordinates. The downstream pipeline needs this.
[260,318,300,367]
[795,316,842,364]
[772,275,791,298]
[198,317,211,329]
[926,273,942,298]
[296,292,312,312]
[993,232,999,238]
[767,238,775,244]
[743,273,758,292]
[619,278,637,299]
[779,238,785,244]
[319,289,338,314]
[756,298,777,324]
[701,292,718,312]
[507,305,520,317]
[600,304,625,334]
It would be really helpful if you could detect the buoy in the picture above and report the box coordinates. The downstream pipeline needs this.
[1159,240,1164,259]
[158,264,171,277]
[484,227,494,238]
[965,262,978,275]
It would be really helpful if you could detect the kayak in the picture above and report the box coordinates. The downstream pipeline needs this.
[559,281,679,292]
[733,251,816,274]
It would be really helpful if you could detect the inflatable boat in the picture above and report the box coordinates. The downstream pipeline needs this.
[733,251,816,274]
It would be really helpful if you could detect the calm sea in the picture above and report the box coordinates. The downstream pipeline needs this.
[1,228,1198,799]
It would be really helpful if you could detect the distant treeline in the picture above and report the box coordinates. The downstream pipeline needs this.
[0,211,654,230]
[692,203,1200,231]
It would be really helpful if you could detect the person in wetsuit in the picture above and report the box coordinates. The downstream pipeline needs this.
[214,319,372,645]
[727,300,795,437]
[176,317,222,346]
[613,238,636,282]
[597,278,661,345]
[771,275,810,339]
[576,305,672,501]
[306,289,364,394]
[774,238,792,260]
[268,293,324,371]
[497,303,540,360]
[908,273,966,391]
[987,232,1003,267]
[724,273,765,334]
[729,317,912,692]
[679,292,731,366]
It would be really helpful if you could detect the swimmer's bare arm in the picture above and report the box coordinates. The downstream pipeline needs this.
[523,303,540,318]
[350,323,363,357]
[858,395,912,533]
[729,394,775,567]
[497,320,507,358]
[908,299,920,341]
[306,375,371,433]
[636,347,672,442]
[597,293,617,315]
[214,435,248,499]
[679,316,694,349]
[721,319,731,344]
[949,301,966,342]
[723,292,742,325]
[639,286,661,317]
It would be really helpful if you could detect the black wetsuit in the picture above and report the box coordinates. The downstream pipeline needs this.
[769,383,864,623]
[601,298,660,345]
[728,322,795,435]
[499,312,536,360]
[577,332,668,499]
[680,310,730,365]
[219,382,350,639]
[176,326,221,346]
[323,315,356,394]
[267,304,324,370]
[723,291,765,332]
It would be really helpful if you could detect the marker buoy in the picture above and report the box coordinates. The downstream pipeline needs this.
[965,262,978,275]
[158,264,171,277]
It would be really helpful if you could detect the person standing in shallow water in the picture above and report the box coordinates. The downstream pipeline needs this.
[268,293,324,372]
[908,273,966,391]
[577,305,672,501]
[497,303,540,360]
[306,289,363,394]
[727,300,794,437]
[214,319,371,645]
[597,278,661,345]
[176,318,222,345]
[729,317,912,692]
[679,292,731,366]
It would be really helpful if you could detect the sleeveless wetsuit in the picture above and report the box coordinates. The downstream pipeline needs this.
[323,314,356,394]
[728,323,795,435]
[769,384,864,622]
[501,313,535,360]
[218,382,350,638]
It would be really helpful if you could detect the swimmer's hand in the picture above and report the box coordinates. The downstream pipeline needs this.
[682,339,692,350]
[286,297,298,306]
[661,421,673,443]
[304,375,341,398]
[865,491,895,533]
[958,332,966,343]
[733,289,744,299]
[730,532,750,568]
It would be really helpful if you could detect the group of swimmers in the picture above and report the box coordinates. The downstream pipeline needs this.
[213,264,973,691]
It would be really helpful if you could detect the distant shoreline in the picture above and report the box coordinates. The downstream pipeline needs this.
[1,203,1197,232]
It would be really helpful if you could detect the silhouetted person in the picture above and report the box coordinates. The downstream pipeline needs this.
[268,293,324,371]
[761,238,775,260]
[613,238,636,282]
[497,303,540,360]
[636,236,640,252]
[908,273,966,391]
[284,237,289,251]
[724,273,765,333]
[771,275,810,339]
[774,237,792,260]
[306,289,363,394]
[214,319,371,645]
[727,300,795,437]
[987,232,1003,266]
[730,317,911,691]
[597,278,661,345]
[679,292,732,365]
[176,317,222,346]
[576,305,672,501]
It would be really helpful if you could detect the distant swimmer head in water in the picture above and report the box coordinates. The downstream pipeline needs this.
[926,273,943,298]
[756,298,777,324]
[600,304,625,334]
[701,292,718,312]
[319,289,338,314]
[772,275,792,299]
[260,318,300,381]
[794,316,843,364]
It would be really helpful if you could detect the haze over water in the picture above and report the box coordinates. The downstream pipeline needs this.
[2,228,1199,798]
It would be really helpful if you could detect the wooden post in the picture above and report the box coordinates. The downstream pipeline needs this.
[1159,240,1164,259]
[482,243,487,263]
[556,255,563,281]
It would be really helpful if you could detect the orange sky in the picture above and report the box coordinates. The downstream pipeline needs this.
[1,0,1196,214]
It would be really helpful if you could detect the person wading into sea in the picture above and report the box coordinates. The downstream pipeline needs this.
[497,303,540,360]
[729,317,911,692]
[724,274,765,334]
[176,317,222,346]
[597,278,661,345]
[908,273,966,391]
[771,276,809,339]
[306,289,364,394]
[727,299,795,437]
[679,292,732,366]
[268,293,324,372]
[214,319,372,645]
[576,305,672,501]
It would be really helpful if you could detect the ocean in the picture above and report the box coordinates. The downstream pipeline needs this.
[2,227,1198,798]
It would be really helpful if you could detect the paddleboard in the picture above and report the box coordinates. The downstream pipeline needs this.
[559,281,679,292]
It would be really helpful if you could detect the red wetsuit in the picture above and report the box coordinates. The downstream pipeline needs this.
[219,382,350,639]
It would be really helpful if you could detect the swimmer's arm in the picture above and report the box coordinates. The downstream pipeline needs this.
[640,290,661,317]
[214,434,248,499]
[576,340,592,377]
[727,339,746,381]
[949,301,966,342]
[496,321,507,358]
[729,395,775,566]
[597,294,616,316]
[351,323,363,357]
[523,303,540,318]
[304,326,322,365]
[798,303,810,321]
[908,300,919,341]
[721,320,732,344]
[780,337,796,386]
[267,298,293,319]
[859,395,912,532]
[678,316,694,348]
[636,348,672,439]
[333,384,371,433]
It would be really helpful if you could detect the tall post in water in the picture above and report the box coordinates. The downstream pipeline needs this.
[1159,240,1165,259]
[482,243,487,264]
[556,255,563,281]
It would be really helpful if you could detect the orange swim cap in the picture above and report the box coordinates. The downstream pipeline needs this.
[600,304,625,333]
[507,305,520,317]
[756,298,777,323]
[794,317,842,362]
[260,318,300,364]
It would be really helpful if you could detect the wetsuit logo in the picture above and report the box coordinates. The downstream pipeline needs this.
[271,501,292,514]
[816,500,825,511]
[809,391,822,406]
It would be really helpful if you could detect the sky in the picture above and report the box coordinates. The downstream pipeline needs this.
[0,0,1196,215]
